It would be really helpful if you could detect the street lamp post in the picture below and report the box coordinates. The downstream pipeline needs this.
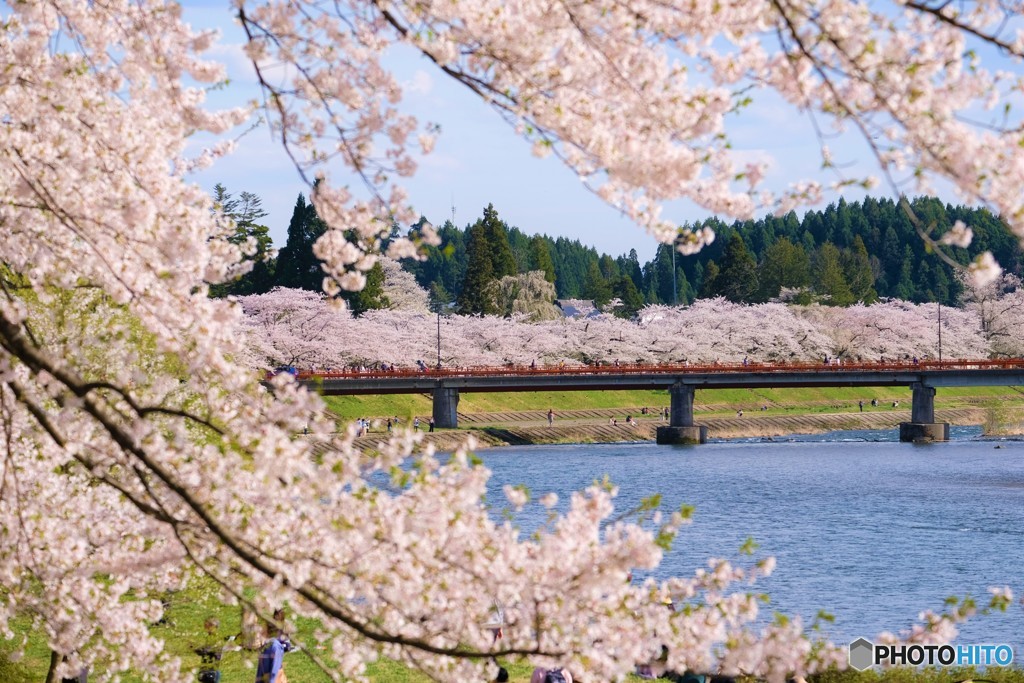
[938,302,942,365]
[436,308,441,369]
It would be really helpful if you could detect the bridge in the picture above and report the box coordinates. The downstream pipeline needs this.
[292,358,1024,443]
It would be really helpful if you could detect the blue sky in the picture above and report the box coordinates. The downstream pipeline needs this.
[185,2,891,262]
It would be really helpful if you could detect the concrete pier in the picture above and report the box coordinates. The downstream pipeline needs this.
[898,422,950,442]
[899,383,949,442]
[432,386,460,428]
[656,425,708,444]
[656,383,707,444]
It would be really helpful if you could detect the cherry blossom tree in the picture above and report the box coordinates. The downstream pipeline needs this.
[487,270,562,321]
[240,287,355,368]
[797,301,988,361]
[2,0,1021,680]
[380,257,431,313]
[960,273,1024,357]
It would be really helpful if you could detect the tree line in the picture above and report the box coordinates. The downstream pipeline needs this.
[213,187,1022,315]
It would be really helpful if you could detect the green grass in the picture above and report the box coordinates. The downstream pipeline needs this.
[7,586,1024,683]
[814,666,1024,683]
[321,386,1022,423]
[0,575,543,683]
[6,575,1024,683]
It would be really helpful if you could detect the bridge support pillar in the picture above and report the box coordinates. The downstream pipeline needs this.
[432,386,459,429]
[899,384,948,442]
[657,383,706,444]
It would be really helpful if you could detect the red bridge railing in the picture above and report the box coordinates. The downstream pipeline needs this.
[273,358,1024,382]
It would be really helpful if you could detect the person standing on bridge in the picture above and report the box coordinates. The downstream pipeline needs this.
[547,408,554,426]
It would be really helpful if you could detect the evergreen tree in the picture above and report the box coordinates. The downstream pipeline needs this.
[758,237,810,300]
[675,266,694,305]
[428,281,453,310]
[895,246,916,300]
[582,260,613,306]
[711,233,760,302]
[842,235,877,303]
[648,244,677,303]
[699,260,720,299]
[275,193,327,291]
[529,235,556,283]
[621,248,644,292]
[348,261,389,315]
[480,204,517,278]
[691,261,705,297]
[457,223,497,314]
[813,242,855,306]
[612,275,644,316]
[209,185,275,296]
[599,254,620,281]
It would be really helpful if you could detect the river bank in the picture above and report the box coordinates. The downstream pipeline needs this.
[350,403,1024,451]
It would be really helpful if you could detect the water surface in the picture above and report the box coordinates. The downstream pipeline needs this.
[478,428,1024,649]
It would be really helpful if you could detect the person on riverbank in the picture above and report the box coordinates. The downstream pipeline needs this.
[428,417,435,432]
[413,417,420,431]
[255,611,293,683]
[531,666,573,683]
[858,400,864,412]
[547,408,554,426]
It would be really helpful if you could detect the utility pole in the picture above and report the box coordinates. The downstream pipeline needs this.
[436,306,442,369]
[938,301,942,365]
[671,244,678,306]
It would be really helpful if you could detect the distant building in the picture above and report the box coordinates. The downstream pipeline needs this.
[555,299,599,318]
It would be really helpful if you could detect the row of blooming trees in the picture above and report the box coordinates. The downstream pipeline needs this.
[3,0,1024,679]
[239,286,1022,370]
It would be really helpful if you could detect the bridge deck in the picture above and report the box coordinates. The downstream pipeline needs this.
[282,359,1024,395]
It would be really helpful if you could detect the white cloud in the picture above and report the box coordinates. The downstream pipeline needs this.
[404,69,434,96]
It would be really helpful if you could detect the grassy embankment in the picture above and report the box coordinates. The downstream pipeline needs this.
[322,386,1024,429]
[3,575,1023,683]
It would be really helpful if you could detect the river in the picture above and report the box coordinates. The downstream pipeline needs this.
[477,427,1024,652]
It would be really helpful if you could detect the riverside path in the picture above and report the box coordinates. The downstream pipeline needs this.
[284,358,1024,444]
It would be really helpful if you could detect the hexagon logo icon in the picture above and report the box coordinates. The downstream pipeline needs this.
[849,638,874,671]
